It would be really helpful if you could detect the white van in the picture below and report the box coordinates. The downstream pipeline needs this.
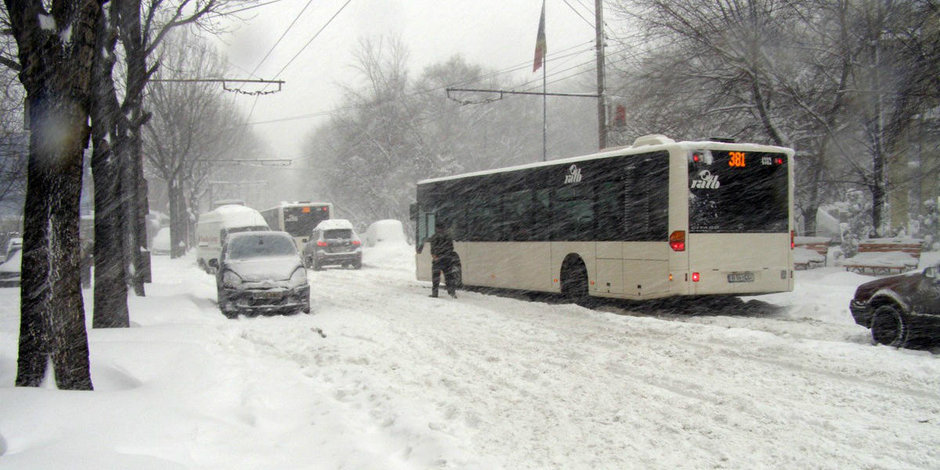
[196,205,269,272]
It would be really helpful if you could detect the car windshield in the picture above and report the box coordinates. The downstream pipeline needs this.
[227,234,296,260]
[324,229,353,240]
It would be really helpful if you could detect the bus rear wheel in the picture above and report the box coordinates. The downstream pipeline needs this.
[561,257,589,304]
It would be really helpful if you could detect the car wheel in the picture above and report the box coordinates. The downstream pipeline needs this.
[312,259,322,271]
[353,260,362,270]
[561,256,589,305]
[220,308,238,319]
[870,304,907,347]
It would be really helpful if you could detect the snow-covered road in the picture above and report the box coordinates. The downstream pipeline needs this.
[1,243,938,469]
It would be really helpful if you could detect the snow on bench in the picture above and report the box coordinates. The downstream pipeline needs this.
[841,238,923,275]
[793,236,830,270]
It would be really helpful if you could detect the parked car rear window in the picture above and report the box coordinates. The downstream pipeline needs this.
[324,229,353,239]
[228,235,296,259]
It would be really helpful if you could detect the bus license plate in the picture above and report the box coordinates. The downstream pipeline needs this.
[727,272,755,283]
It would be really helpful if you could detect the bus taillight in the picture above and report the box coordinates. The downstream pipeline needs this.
[691,272,700,282]
[669,231,686,252]
[790,230,795,249]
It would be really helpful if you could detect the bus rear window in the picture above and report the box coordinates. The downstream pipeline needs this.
[284,206,329,236]
[689,151,788,233]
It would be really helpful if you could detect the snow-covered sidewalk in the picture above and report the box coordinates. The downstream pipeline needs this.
[1,245,938,469]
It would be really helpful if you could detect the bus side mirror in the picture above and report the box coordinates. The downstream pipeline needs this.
[409,203,417,220]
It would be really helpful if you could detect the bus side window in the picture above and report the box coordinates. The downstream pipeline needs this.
[624,158,668,241]
[595,181,624,241]
[532,189,552,241]
[553,185,594,241]
[467,195,500,241]
[502,189,532,241]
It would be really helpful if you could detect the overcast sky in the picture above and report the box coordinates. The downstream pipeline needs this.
[217,0,600,159]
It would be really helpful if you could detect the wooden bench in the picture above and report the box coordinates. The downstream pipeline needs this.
[793,236,830,270]
[842,239,923,275]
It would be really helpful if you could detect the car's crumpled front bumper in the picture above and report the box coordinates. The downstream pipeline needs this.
[221,284,310,313]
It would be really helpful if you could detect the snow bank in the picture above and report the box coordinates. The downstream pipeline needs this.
[793,247,825,265]
[150,228,171,254]
[365,219,407,247]
[841,250,919,269]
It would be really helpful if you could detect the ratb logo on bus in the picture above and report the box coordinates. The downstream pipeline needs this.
[564,164,582,184]
[691,170,720,189]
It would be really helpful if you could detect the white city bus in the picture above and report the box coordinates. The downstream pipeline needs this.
[412,135,795,301]
[260,201,332,249]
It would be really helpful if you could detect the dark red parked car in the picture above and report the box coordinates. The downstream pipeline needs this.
[850,262,940,348]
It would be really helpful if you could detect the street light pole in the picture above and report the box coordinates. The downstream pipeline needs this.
[595,0,607,150]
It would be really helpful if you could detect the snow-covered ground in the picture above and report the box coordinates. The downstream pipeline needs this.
[1,243,938,469]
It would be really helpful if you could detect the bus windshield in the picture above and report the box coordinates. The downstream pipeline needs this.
[689,151,788,233]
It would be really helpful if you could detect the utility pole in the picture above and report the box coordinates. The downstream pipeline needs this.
[595,0,607,150]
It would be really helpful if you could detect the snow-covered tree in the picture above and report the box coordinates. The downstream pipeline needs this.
[609,0,938,237]
[0,59,27,212]
[303,39,596,229]
[144,30,251,258]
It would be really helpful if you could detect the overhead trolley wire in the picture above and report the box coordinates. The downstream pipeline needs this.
[244,0,353,123]
[225,0,288,16]
[453,40,594,89]
[561,0,595,28]
[249,40,598,126]
[273,0,354,79]
[251,0,317,77]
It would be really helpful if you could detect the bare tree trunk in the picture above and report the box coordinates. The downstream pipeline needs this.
[871,139,886,237]
[90,1,130,328]
[7,0,101,390]
[168,176,186,258]
[120,0,152,295]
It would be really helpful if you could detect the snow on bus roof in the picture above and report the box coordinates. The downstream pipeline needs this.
[209,204,268,228]
[213,204,256,214]
[417,138,793,185]
[274,201,332,207]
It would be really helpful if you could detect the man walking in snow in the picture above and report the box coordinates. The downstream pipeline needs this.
[428,221,457,298]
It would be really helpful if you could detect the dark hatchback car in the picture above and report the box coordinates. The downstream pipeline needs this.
[216,231,310,318]
[302,219,362,270]
[850,262,940,348]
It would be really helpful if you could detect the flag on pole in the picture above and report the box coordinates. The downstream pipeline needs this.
[533,1,546,72]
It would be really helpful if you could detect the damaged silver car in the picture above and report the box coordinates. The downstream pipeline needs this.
[216,231,310,318]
